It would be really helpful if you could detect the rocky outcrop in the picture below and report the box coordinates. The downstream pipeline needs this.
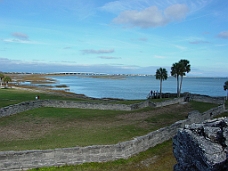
[173,117,228,171]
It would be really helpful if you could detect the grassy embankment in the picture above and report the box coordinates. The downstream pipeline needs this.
[0,87,227,171]
[0,88,193,151]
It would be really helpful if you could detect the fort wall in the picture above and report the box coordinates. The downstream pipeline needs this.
[0,95,226,170]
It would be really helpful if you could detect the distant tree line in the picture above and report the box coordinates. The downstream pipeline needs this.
[0,73,12,88]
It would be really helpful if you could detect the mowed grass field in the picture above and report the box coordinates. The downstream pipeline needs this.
[0,88,226,171]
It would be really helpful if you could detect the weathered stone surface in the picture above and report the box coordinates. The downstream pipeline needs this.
[173,118,228,171]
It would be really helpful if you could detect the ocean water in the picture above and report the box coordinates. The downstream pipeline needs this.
[48,75,228,100]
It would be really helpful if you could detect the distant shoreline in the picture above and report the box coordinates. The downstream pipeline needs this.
[4,73,227,100]
[3,71,228,78]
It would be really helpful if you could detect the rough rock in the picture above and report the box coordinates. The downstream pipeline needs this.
[173,117,228,171]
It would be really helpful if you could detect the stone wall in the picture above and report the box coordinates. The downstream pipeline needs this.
[191,95,224,104]
[0,100,132,118]
[153,97,185,108]
[0,101,43,118]
[0,118,185,171]
[131,97,185,109]
[173,117,228,171]
[42,100,131,111]
[0,97,186,118]
[0,104,225,170]
[187,105,225,124]
[1,94,222,119]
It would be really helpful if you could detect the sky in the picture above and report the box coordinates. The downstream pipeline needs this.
[0,0,228,76]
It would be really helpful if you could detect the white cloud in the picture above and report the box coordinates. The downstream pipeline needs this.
[189,40,210,44]
[98,56,121,59]
[138,37,148,42]
[113,6,166,28]
[12,32,29,40]
[3,38,40,44]
[174,45,187,50]
[101,0,190,14]
[218,31,228,39]
[3,32,43,44]
[100,1,129,14]
[164,4,188,20]
[113,4,189,28]
[63,46,72,49]
[154,55,166,59]
[81,49,115,54]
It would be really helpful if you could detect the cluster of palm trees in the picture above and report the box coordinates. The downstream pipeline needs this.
[155,59,191,98]
[0,73,12,88]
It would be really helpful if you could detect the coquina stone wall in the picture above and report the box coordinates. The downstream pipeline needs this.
[42,100,132,111]
[0,100,132,118]
[191,94,224,104]
[0,101,43,118]
[0,102,225,170]
[1,94,223,119]
[130,97,185,109]
[0,97,186,118]
[173,117,228,171]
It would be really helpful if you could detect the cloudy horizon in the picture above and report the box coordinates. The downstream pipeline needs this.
[0,0,228,77]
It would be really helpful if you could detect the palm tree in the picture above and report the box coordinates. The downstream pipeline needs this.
[224,81,228,100]
[171,62,183,97]
[3,76,12,88]
[0,73,4,87]
[179,59,191,96]
[155,67,168,98]
[171,60,191,97]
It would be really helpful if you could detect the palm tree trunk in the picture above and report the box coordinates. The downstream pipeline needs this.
[179,76,183,97]
[226,90,228,100]
[160,79,162,99]
[176,76,180,97]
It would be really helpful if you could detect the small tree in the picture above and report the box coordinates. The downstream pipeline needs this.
[224,81,228,100]
[0,73,4,87]
[3,76,12,88]
[155,67,168,98]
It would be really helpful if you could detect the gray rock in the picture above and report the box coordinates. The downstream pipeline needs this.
[173,117,228,171]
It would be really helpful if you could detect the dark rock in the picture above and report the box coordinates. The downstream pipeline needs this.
[173,117,228,171]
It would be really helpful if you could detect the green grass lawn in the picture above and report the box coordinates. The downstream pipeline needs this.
[0,88,81,107]
[189,100,219,113]
[0,101,218,151]
[0,88,144,107]
[0,106,182,151]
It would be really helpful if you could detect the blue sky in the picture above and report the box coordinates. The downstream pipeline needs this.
[0,0,228,76]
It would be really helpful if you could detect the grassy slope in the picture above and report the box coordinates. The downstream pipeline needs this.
[0,106,187,151]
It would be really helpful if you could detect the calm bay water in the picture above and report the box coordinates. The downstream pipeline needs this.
[49,75,227,100]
